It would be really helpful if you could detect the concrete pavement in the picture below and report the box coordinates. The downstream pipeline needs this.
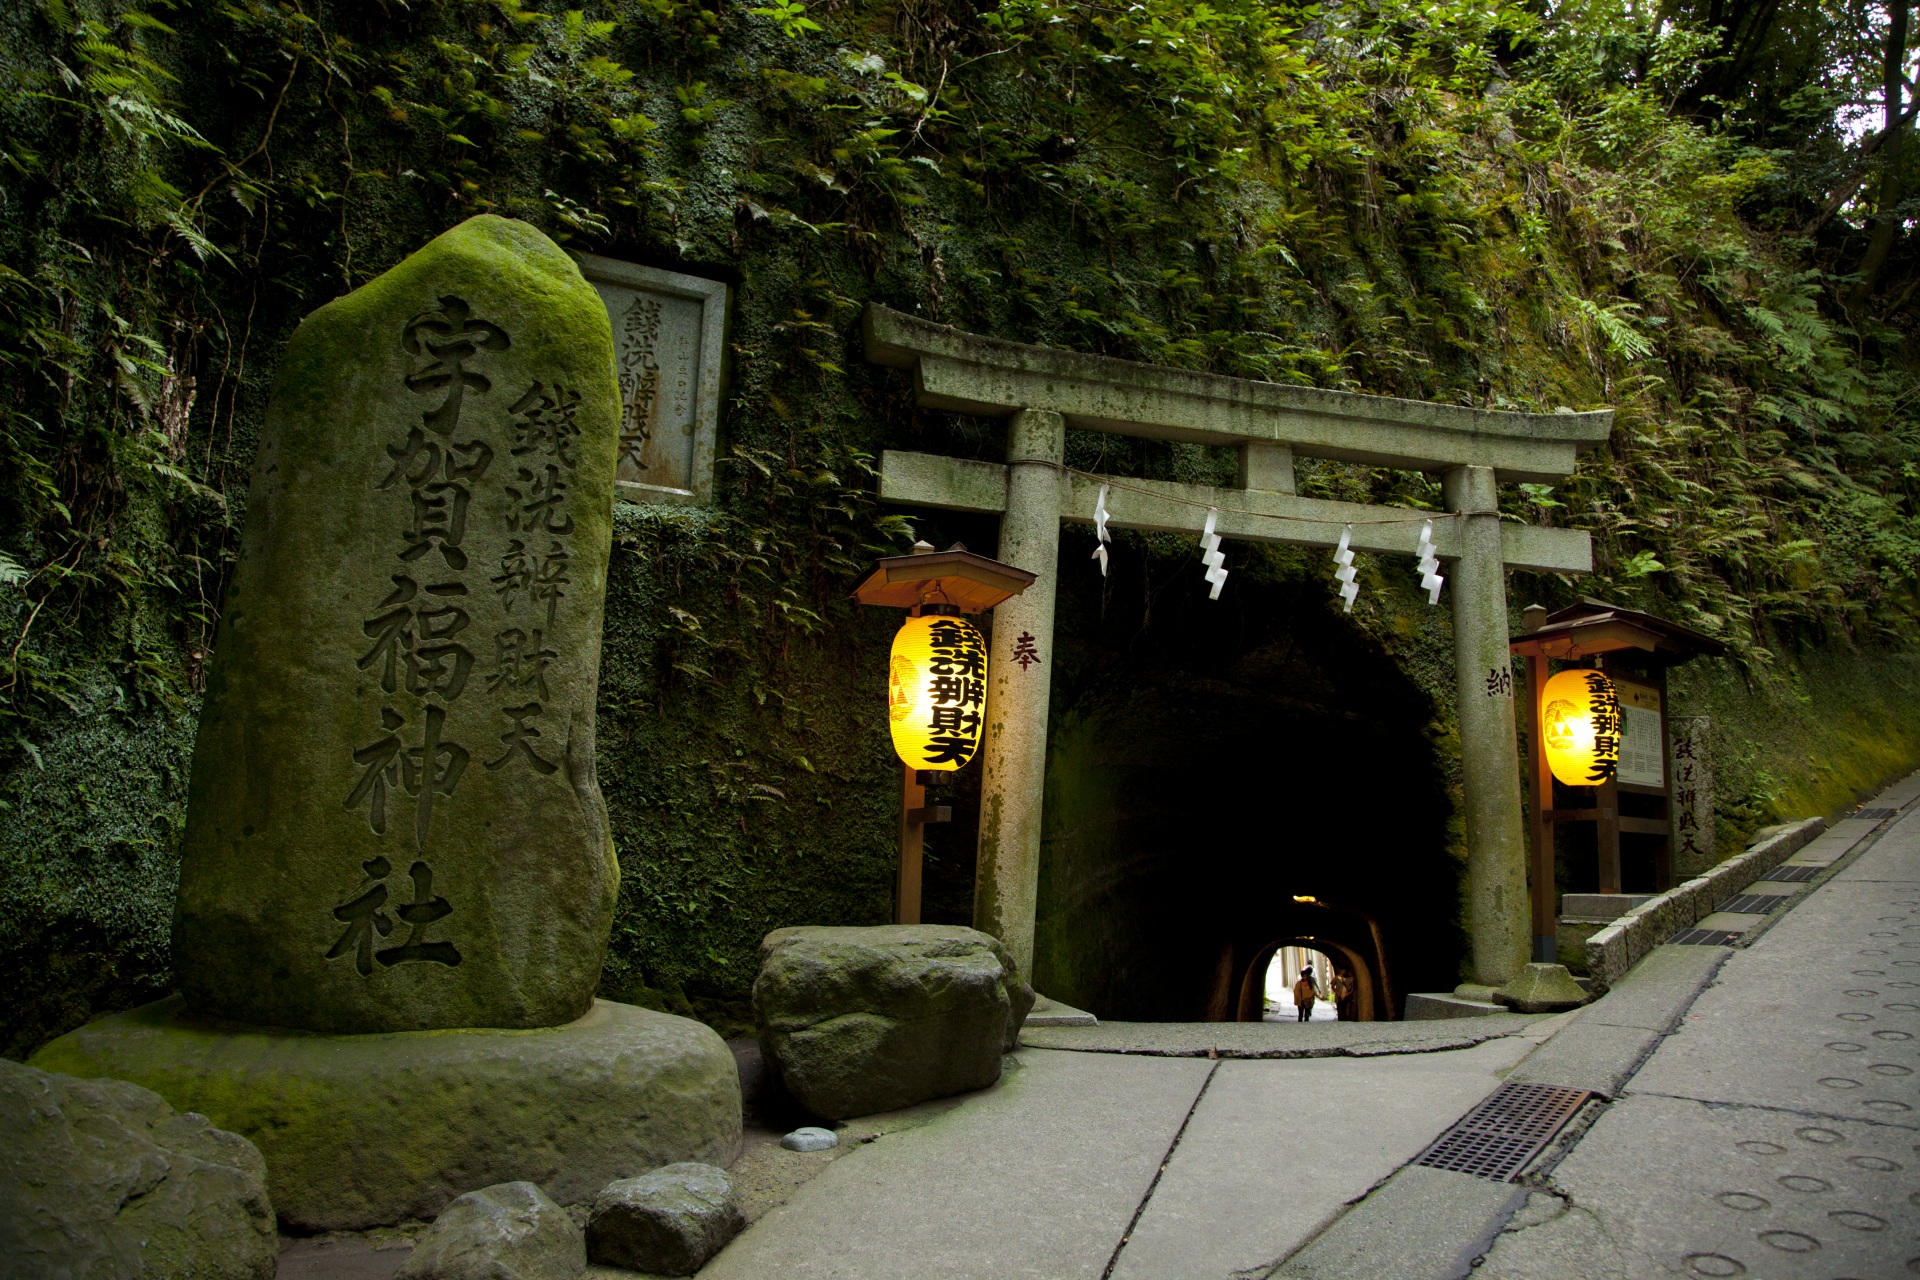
[1477,786,1920,1279]
[696,1034,1539,1279]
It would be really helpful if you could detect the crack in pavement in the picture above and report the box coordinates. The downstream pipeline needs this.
[1620,1089,1920,1131]
[1099,1058,1220,1280]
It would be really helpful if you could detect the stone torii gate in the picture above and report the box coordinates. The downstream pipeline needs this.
[864,305,1613,989]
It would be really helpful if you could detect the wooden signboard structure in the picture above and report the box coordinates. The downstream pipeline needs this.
[1510,598,1725,963]
[853,545,1036,925]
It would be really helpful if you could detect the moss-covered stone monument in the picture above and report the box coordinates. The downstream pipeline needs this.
[32,217,742,1229]
[175,214,620,1034]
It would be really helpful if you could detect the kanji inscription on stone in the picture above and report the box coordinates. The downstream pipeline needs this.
[173,216,622,1035]
[576,254,728,506]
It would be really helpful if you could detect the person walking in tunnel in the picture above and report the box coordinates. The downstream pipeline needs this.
[1331,968,1356,1021]
[1292,965,1319,1022]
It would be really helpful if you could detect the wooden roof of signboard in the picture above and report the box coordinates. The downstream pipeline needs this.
[852,548,1037,614]
[1508,597,1727,665]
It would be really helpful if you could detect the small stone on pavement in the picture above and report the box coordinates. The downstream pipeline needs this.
[782,1126,838,1152]
[587,1161,744,1276]
[394,1181,584,1280]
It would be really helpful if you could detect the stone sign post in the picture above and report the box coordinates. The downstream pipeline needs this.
[865,305,1612,986]
[1670,715,1716,878]
[172,215,622,1034]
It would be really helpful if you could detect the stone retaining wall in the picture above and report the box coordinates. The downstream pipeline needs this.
[1583,817,1827,993]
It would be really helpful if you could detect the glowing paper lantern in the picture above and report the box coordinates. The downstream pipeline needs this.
[887,612,988,772]
[1540,668,1622,786]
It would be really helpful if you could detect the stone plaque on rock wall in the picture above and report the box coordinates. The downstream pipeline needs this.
[173,216,622,1035]
[575,254,727,507]
[1669,715,1716,877]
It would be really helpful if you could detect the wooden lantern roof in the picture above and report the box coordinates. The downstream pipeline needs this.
[852,545,1037,614]
[1508,597,1726,666]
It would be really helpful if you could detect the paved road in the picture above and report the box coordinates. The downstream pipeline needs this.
[1479,798,1920,1279]
[697,1027,1546,1278]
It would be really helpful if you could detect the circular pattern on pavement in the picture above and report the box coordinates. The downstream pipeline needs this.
[1684,1253,1746,1277]
[1826,1041,1866,1052]
[1819,1077,1863,1089]
[1779,1174,1832,1192]
[1796,1128,1844,1144]
[1847,1155,1901,1171]
[1760,1229,1820,1252]
[1716,1192,1770,1211]
[1737,1140,1785,1155]
[1870,1063,1913,1075]
[1873,1029,1913,1039]
[1829,1210,1889,1231]
[1837,1012,1875,1021]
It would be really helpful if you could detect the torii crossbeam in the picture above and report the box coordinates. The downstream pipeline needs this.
[865,305,1612,987]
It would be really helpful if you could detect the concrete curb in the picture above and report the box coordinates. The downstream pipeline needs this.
[1583,816,1825,994]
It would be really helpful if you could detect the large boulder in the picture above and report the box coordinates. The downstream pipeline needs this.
[754,924,1035,1120]
[30,995,743,1231]
[586,1162,744,1275]
[0,1058,277,1280]
[395,1181,584,1280]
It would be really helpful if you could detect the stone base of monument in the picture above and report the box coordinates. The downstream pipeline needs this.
[30,996,742,1232]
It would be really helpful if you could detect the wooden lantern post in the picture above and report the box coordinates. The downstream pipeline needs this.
[1510,598,1725,964]
[853,543,1036,924]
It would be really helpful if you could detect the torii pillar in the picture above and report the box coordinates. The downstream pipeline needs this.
[975,410,1064,971]
[1445,464,1530,983]
[864,305,1610,986]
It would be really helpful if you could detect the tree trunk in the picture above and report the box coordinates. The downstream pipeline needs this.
[1852,0,1912,305]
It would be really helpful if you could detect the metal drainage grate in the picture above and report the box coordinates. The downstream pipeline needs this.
[1766,864,1823,883]
[1670,927,1744,946]
[1718,893,1791,915]
[1857,807,1899,820]
[1415,1082,1590,1182]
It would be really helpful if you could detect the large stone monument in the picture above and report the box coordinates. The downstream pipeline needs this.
[170,212,619,1033]
[32,216,741,1229]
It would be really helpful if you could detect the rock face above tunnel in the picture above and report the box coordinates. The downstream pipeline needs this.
[754,925,1034,1120]
[0,1058,278,1280]
[171,214,623,1035]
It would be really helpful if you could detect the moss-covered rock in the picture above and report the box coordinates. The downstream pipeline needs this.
[396,1181,586,1280]
[29,995,742,1232]
[0,1057,277,1280]
[754,924,1034,1120]
[587,1162,744,1276]
[172,214,623,1034]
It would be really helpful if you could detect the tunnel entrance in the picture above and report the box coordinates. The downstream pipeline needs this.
[1029,544,1463,1022]
[1262,945,1340,1021]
